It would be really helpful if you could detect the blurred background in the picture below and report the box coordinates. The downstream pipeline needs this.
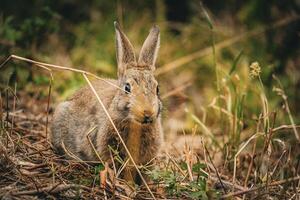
[0,0,299,156]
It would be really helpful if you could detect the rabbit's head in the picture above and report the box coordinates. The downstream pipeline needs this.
[113,22,161,125]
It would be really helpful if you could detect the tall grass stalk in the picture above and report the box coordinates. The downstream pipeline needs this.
[273,75,300,143]
[258,76,270,133]
[199,2,219,92]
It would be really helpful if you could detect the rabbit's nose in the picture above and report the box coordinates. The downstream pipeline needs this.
[143,111,153,124]
[143,115,153,124]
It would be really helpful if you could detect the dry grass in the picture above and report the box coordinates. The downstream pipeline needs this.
[1,55,300,199]
[1,6,300,195]
[1,0,300,198]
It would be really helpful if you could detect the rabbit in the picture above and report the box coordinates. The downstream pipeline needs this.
[50,22,163,182]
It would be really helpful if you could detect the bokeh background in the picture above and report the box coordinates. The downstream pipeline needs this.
[1,0,300,198]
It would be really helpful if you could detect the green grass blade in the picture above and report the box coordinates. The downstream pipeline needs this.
[229,50,243,75]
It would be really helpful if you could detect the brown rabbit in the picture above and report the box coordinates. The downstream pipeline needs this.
[50,22,163,182]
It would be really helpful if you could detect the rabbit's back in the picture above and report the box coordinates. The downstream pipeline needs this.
[50,79,118,160]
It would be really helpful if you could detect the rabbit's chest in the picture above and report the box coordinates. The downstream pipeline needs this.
[105,123,158,165]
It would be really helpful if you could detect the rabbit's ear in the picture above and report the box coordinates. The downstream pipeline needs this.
[138,25,160,70]
[114,22,136,77]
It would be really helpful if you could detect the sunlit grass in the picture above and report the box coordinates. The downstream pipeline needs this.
[0,4,299,199]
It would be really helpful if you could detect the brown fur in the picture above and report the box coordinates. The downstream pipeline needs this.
[123,121,142,182]
[50,22,163,182]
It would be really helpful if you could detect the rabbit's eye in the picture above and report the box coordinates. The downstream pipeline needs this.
[124,83,131,94]
[156,85,160,95]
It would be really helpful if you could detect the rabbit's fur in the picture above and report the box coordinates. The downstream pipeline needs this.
[50,22,163,181]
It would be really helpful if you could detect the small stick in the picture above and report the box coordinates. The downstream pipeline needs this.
[35,63,53,76]
[0,92,3,127]
[184,141,194,182]
[116,158,130,178]
[161,81,191,99]
[61,141,84,163]
[221,176,300,199]
[209,176,247,191]
[264,112,277,191]
[0,55,124,92]
[11,184,100,196]
[45,79,52,140]
[270,150,287,179]
[85,126,107,188]
[272,125,300,132]
[273,75,300,143]
[109,148,117,199]
[203,144,226,193]
[10,83,17,134]
[243,140,257,189]
[233,132,263,191]
[244,114,262,187]
[165,152,186,177]
[5,88,9,147]
[200,137,210,174]
[109,148,117,176]
[86,125,104,164]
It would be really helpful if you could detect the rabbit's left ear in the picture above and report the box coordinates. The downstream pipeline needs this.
[114,21,136,77]
[138,25,160,70]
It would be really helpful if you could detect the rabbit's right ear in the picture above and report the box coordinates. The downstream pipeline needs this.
[114,22,136,77]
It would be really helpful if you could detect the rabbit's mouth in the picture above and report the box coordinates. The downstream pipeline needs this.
[131,117,155,125]
[129,107,157,125]
[142,115,153,124]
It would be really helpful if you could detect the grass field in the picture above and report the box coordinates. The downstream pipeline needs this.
[0,2,299,199]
